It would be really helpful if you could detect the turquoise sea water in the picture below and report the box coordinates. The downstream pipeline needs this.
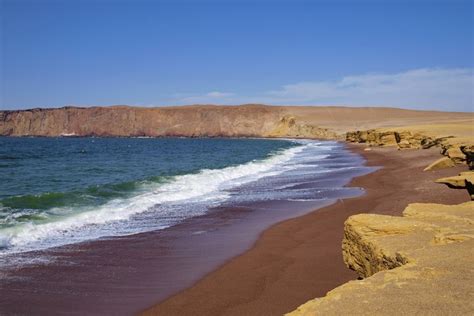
[0,137,299,252]
[0,137,369,256]
[0,137,295,207]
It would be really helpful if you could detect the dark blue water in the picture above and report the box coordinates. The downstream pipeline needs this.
[0,137,299,253]
[0,137,371,257]
[0,137,296,200]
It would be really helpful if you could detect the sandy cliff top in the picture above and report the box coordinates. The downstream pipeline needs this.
[289,201,474,315]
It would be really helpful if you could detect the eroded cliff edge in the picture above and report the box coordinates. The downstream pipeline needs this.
[0,105,336,138]
[1,104,471,139]
[345,126,474,173]
[289,201,474,315]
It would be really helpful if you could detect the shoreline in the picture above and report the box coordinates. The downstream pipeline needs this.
[0,141,470,315]
[143,144,470,315]
[0,140,367,315]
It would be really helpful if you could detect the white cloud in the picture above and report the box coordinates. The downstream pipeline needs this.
[176,91,235,104]
[206,91,234,98]
[170,68,473,111]
[263,68,473,111]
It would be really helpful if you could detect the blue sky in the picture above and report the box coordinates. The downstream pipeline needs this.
[1,0,473,111]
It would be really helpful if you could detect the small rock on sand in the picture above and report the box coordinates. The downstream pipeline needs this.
[423,157,455,171]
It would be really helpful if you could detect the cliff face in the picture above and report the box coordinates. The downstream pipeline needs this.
[0,105,339,139]
[289,201,474,315]
[0,105,279,137]
[2,104,472,139]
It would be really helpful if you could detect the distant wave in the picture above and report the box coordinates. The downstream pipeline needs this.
[0,178,167,211]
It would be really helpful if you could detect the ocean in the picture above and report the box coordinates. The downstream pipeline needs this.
[0,137,368,257]
[0,136,375,314]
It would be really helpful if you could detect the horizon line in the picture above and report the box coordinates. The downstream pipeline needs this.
[1,103,472,114]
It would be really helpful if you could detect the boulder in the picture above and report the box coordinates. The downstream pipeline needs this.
[436,172,474,200]
[379,132,398,146]
[423,157,455,171]
[288,202,474,316]
[421,136,451,149]
[436,175,469,188]
[461,145,474,170]
[397,139,412,149]
[420,137,436,149]
[466,177,474,201]
[445,147,466,163]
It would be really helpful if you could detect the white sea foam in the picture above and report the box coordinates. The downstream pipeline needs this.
[0,143,311,255]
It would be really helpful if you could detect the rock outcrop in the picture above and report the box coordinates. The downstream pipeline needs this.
[346,127,473,169]
[345,129,437,149]
[267,115,338,139]
[423,157,455,171]
[288,201,474,315]
[436,171,474,200]
[461,145,474,170]
[444,147,467,163]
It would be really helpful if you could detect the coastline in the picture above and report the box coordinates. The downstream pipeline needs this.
[0,139,367,315]
[143,144,470,316]
[0,141,470,315]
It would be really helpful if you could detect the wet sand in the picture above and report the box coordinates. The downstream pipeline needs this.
[144,145,470,316]
[1,202,332,315]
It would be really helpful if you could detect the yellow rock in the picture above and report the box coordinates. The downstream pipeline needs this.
[436,172,474,200]
[436,175,469,188]
[288,202,474,316]
[461,145,474,170]
[423,157,455,171]
[346,129,443,149]
[268,115,337,139]
[445,147,467,163]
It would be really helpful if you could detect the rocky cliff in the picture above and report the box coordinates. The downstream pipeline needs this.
[1,104,471,139]
[345,129,451,149]
[0,105,339,139]
[346,126,474,169]
[289,201,474,315]
[0,105,286,138]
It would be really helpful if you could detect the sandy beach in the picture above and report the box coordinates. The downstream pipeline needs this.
[144,144,470,316]
[0,140,367,315]
[2,1,472,314]
[0,138,471,315]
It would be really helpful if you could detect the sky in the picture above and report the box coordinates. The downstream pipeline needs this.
[1,0,473,111]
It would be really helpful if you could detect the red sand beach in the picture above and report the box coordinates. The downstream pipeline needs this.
[144,145,470,315]
[0,144,469,315]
